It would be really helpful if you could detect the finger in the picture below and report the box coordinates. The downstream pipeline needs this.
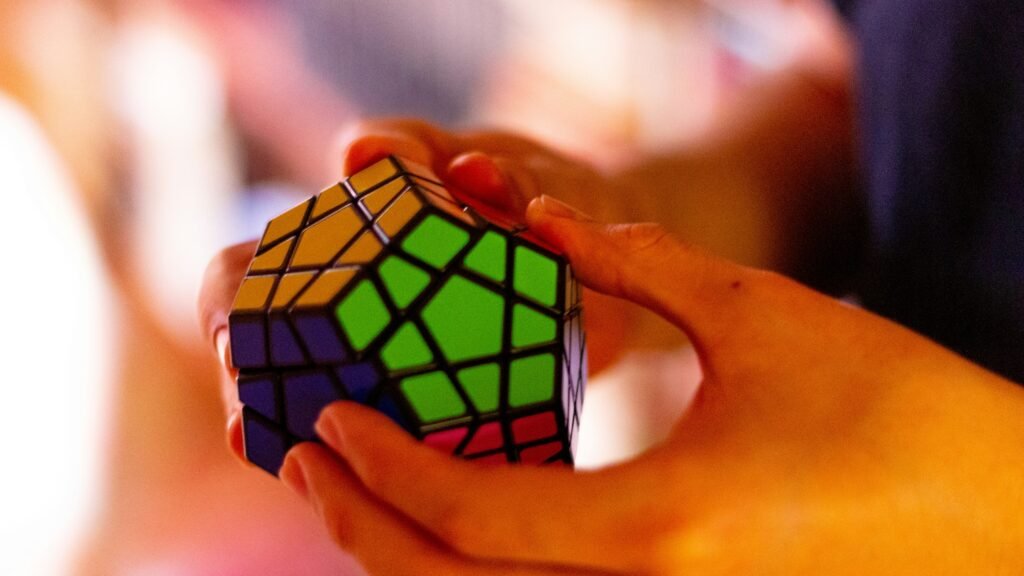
[199,242,255,435]
[446,152,533,217]
[524,195,760,357]
[457,130,554,157]
[198,241,259,350]
[282,443,462,575]
[283,443,607,576]
[315,402,661,573]
[336,118,456,177]
[226,410,247,464]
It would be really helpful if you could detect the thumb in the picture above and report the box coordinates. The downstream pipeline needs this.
[525,195,760,357]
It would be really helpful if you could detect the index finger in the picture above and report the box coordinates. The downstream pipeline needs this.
[336,118,457,177]
[314,402,667,574]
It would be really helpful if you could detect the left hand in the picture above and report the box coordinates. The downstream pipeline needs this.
[262,193,1024,575]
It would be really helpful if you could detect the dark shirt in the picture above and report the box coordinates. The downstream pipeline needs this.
[835,0,1024,381]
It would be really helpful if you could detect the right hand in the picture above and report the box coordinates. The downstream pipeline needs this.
[275,195,1024,575]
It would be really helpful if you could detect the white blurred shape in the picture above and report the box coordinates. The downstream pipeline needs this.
[577,347,702,469]
[0,94,112,575]
[111,12,239,342]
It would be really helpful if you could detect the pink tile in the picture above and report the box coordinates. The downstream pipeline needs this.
[511,412,557,444]
[463,422,504,454]
[518,442,563,465]
[423,427,469,454]
[469,452,510,466]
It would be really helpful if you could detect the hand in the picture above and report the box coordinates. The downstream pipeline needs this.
[334,118,686,368]
[334,118,617,221]
[272,197,1024,575]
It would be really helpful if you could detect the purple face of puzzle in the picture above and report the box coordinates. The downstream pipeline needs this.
[228,156,586,475]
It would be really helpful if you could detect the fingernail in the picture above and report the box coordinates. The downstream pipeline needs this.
[314,405,345,448]
[226,409,246,462]
[537,195,589,221]
[214,327,233,369]
[448,152,505,191]
[279,453,308,499]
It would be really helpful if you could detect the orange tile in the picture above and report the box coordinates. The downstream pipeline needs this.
[232,275,277,313]
[269,271,317,310]
[290,206,362,268]
[249,237,294,273]
[311,183,350,221]
[377,191,424,238]
[337,229,384,265]
[260,198,311,250]
[349,157,398,194]
[293,268,359,308]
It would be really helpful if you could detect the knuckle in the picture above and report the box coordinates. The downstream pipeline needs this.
[607,222,681,287]
[612,222,672,251]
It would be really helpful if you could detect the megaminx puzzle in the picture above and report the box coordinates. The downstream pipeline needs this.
[229,156,586,475]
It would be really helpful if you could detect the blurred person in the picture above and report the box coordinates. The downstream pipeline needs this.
[0,79,112,576]
[1,1,517,574]
[85,1,369,573]
[0,3,113,574]
[1,0,365,573]
[197,0,1024,572]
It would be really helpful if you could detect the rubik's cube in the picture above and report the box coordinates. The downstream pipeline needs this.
[229,156,586,475]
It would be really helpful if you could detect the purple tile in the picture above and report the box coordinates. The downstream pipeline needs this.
[269,317,306,366]
[424,426,469,454]
[294,314,347,364]
[243,407,288,476]
[283,371,342,440]
[229,317,266,369]
[336,362,379,403]
[238,375,278,420]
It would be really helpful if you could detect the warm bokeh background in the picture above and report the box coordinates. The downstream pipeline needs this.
[0,1,838,573]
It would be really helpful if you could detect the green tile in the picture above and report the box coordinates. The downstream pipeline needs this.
[513,246,558,306]
[401,371,466,423]
[381,322,433,371]
[402,214,470,269]
[509,353,555,407]
[457,364,500,413]
[421,275,503,362]
[463,230,506,282]
[512,304,557,348]
[335,280,389,351]
[380,256,431,309]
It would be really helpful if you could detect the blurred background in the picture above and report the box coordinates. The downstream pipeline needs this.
[0,0,842,573]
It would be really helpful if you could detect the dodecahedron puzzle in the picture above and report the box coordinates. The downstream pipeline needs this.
[228,156,586,475]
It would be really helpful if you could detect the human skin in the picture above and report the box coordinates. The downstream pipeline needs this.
[201,146,1024,574]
